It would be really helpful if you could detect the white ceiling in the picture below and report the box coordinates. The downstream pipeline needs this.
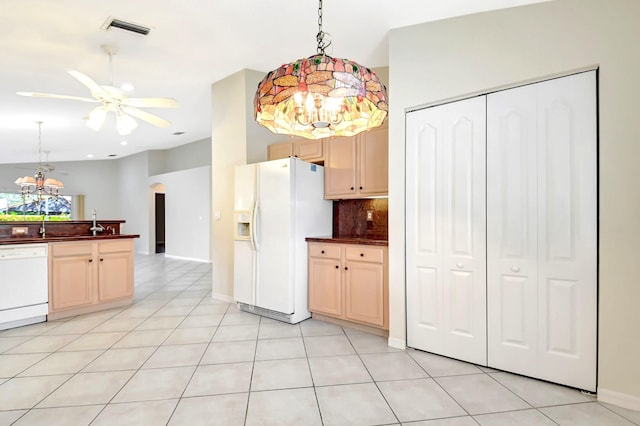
[0,0,549,165]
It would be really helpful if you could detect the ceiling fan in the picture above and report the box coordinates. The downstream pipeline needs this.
[13,151,70,176]
[17,45,179,136]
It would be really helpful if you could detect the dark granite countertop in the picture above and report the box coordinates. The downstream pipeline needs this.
[305,236,388,246]
[0,234,140,246]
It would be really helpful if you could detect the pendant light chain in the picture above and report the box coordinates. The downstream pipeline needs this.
[37,121,43,169]
[316,0,331,55]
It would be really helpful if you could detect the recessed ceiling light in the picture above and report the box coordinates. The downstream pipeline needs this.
[87,154,94,158]
[120,140,128,146]
[120,83,135,92]
[173,131,185,136]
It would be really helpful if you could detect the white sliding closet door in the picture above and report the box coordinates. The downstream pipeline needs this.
[486,83,539,376]
[537,72,597,391]
[487,71,597,391]
[406,96,487,366]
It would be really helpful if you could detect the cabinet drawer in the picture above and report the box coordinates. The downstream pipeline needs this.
[345,246,384,263]
[50,242,92,257]
[99,240,133,254]
[309,243,341,259]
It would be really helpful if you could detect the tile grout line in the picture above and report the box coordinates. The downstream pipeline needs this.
[404,350,476,421]
[345,328,402,425]
[85,267,205,425]
[164,289,228,426]
[300,319,325,426]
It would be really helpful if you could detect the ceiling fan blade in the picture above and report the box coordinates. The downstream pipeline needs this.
[17,92,99,103]
[67,69,106,97]
[121,106,171,128]
[122,97,179,108]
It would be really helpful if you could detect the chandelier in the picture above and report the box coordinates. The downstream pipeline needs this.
[14,122,64,202]
[254,0,388,139]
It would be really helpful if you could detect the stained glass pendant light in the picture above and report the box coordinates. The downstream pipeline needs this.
[254,0,388,139]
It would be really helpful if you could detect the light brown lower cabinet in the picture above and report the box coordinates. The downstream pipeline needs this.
[308,242,388,330]
[48,239,134,319]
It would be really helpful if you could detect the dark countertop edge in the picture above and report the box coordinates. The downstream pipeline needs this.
[0,234,140,245]
[0,220,126,224]
[305,236,388,246]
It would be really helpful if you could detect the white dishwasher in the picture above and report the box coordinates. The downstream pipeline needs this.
[0,243,49,330]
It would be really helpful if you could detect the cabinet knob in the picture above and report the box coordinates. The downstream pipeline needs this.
[321,250,325,254]
[360,253,364,257]
[456,263,464,269]
[359,186,363,190]
[350,187,354,190]
[344,266,348,270]
[511,266,520,273]
[88,258,93,263]
[100,258,104,262]
[335,265,339,269]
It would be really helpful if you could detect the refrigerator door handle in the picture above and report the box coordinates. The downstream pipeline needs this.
[251,201,260,252]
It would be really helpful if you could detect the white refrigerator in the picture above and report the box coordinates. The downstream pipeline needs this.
[233,157,332,324]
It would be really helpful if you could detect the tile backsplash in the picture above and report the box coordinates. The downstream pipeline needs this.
[333,198,388,240]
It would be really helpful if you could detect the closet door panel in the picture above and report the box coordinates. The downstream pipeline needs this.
[537,71,597,392]
[406,109,445,354]
[487,84,539,376]
[442,101,487,365]
[406,96,486,365]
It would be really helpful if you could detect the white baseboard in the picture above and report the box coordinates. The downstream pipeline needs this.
[598,387,640,411]
[164,254,211,263]
[388,337,406,350]
[211,292,234,303]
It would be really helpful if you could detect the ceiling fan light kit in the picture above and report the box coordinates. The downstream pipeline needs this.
[254,0,388,139]
[17,44,179,137]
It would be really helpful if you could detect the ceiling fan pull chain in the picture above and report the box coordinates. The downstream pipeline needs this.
[108,50,114,86]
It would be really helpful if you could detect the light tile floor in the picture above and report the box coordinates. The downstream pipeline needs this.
[0,254,639,426]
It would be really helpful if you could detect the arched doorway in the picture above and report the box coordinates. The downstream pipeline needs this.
[150,183,166,254]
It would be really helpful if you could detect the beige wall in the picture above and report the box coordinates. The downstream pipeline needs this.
[388,0,640,408]
[210,69,283,301]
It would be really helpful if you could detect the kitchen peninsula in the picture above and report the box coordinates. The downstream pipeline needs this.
[0,220,138,326]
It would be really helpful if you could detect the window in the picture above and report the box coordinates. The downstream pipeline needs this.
[0,192,72,220]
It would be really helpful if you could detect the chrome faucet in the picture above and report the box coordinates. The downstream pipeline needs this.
[89,209,105,236]
[39,217,46,239]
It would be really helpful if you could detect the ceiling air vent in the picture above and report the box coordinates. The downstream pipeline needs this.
[101,17,150,36]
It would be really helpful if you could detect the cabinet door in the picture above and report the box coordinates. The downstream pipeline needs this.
[308,257,342,317]
[324,136,356,198]
[358,126,388,195]
[98,251,134,302]
[295,138,324,162]
[405,96,487,366]
[267,141,293,160]
[344,261,385,327]
[50,255,94,310]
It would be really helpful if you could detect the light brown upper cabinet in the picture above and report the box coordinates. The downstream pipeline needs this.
[267,138,324,163]
[324,125,388,199]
